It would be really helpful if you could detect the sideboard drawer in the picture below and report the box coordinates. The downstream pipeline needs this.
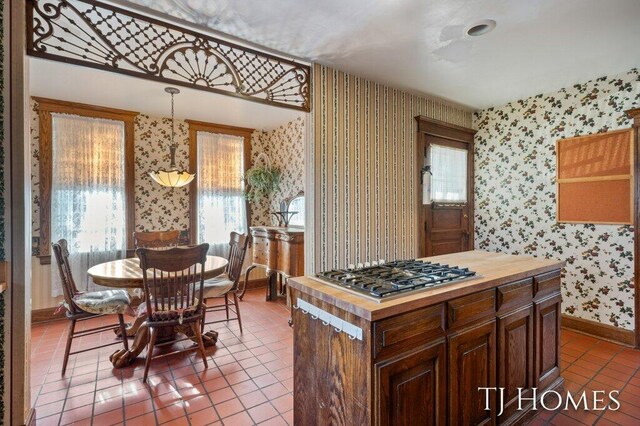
[252,236,271,265]
[374,303,445,360]
[447,289,496,329]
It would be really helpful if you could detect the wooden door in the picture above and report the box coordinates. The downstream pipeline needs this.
[534,293,562,390]
[415,117,476,258]
[427,202,470,256]
[497,306,534,423]
[448,320,496,426]
[376,340,446,426]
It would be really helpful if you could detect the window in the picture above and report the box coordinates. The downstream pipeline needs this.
[36,98,137,264]
[282,193,305,228]
[430,144,468,202]
[188,121,253,256]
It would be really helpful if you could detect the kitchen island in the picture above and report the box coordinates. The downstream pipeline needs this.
[288,250,565,426]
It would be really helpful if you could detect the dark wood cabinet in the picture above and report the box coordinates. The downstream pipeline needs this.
[497,306,534,423]
[448,320,496,426]
[534,293,562,390]
[289,254,563,426]
[375,340,446,426]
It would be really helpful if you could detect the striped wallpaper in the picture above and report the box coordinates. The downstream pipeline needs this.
[311,64,473,271]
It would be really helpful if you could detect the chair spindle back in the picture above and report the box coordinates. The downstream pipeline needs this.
[226,232,250,286]
[137,244,209,319]
[52,239,82,315]
[134,230,181,249]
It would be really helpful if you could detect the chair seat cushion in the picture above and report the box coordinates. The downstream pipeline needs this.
[203,274,234,298]
[72,289,131,315]
[137,297,201,323]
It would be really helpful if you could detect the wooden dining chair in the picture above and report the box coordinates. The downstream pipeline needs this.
[52,239,131,376]
[201,232,250,334]
[137,243,210,382]
[133,230,181,249]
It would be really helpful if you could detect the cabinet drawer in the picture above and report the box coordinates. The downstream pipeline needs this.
[252,236,270,265]
[447,289,496,329]
[497,278,533,314]
[374,304,445,359]
[533,270,561,300]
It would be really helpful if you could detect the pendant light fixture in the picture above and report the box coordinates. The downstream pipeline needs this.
[149,87,195,188]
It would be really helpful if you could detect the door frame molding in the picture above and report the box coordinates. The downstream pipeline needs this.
[414,116,477,258]
[6,0,33,423]
[625,107,640,348]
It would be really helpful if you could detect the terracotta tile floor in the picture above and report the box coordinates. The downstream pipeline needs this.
[31,289,294,425]
[30,290,640,425]
[528,330,640,426]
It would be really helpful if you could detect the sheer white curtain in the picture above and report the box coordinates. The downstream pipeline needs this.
[430,144,468,202]
[197,131,248,257]
[50,114,127,296]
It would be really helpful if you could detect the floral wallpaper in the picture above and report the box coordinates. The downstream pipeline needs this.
[134,114,190,232]
[30,100,305,249]
[250,116,305,226]
[474,68,640,330]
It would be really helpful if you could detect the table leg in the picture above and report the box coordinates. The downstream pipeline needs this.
[114,315,146,338]
[109,317,149,368]
[109,317,220,368]
[176,324,219,347]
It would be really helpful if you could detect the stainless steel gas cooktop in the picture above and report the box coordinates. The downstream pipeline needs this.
[314,259,477,301]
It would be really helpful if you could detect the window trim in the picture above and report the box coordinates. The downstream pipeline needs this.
[35,97,139,262]
[186,120,254,245]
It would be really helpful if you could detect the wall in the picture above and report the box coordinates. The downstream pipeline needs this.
[474,68,640,330]
[251,116,305,226]
[30,99,305,309]
[311,64,473,271]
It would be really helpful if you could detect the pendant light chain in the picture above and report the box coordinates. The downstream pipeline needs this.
[148,86,196,188]
[171,90,175,147]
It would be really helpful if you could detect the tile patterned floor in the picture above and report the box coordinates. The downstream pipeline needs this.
[30,290,640,425]
[528,330,640,426]
[31,289,293,425]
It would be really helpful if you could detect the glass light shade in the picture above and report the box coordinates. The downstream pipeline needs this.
[149,169,195,188]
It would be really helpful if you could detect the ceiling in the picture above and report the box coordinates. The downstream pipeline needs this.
[119,0,640,109]
[30,58,303,130]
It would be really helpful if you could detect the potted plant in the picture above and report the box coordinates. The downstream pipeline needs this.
[243,153,281,202]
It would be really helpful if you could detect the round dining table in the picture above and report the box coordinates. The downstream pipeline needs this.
[87,255,228,368]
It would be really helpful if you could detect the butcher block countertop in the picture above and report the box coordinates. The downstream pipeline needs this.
[288,250,564,321]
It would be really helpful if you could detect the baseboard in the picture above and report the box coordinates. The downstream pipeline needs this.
[31,307,65,324]
[561,314,636,347]
[245,277,268,290]
[31,278,270,324]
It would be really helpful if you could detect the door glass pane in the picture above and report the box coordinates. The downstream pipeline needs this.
[430,144,467,202]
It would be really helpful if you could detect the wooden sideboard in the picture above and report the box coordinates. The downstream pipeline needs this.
[244,226,304,300]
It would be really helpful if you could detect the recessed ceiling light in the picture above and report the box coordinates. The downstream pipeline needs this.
[466,19,496,37]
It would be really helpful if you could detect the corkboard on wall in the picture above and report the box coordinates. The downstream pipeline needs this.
[556,129,634,224]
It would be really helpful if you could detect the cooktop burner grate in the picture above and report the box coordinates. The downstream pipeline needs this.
[315,259,477,299]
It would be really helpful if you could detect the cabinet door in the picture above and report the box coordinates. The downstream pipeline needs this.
[534,293,562,390]
[497,306,534,423]
[449,320,496,426]
[376,340,446,426]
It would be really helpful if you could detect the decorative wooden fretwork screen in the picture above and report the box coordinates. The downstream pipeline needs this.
[26,0,311,111]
